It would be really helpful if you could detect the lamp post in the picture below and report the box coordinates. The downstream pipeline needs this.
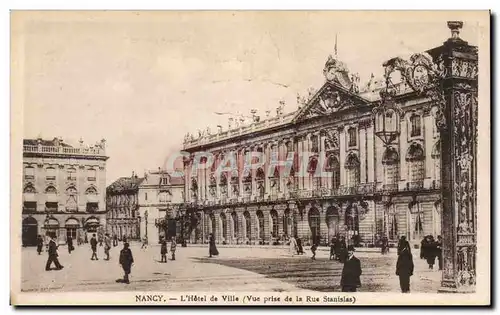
[144,210,148,241]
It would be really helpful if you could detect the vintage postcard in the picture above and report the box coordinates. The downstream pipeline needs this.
[10,10,490,306]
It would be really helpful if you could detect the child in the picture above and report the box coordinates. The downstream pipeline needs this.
[311,242,318,260]
[160,238,168,263]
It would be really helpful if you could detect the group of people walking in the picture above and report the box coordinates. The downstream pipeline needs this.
[420,235,443,270]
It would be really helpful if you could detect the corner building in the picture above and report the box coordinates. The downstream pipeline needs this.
[22,137,108,245]
[181,49,450,248]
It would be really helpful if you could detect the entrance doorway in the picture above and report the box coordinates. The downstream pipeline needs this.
[308,207,321,244]
[22,217,38,246]
[326,206,340,241]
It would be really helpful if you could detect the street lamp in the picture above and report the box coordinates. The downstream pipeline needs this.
[373,80,402,147]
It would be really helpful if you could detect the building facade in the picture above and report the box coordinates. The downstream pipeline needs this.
[137,169,185,243]
[105,174,143,241]
[22,137,108,246]
[179,40,461,248]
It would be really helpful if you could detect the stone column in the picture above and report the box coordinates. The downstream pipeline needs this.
[436,22,477,293]
[262,209,271,244]
[339,127,347,186]
[277,209,284,238]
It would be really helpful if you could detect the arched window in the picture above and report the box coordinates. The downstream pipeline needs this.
[406,143,425,184]
[382,146,400,188]
[283,209,291,237]
[345,153,360,187]
[159,190,171,203]
[310,135,319,153]
[231,211,238,239]
[308,207,321,244]
[326,155,340,189]
[409,201,424,242]
[220,212,227,240]
[348,127,357,147]
[243,211,251,240]
[270,210,279,238]
[45,186,57,194]
[256,210,264,240]
[85,186,98,195]
[386,203,398,241]
[66,186,78,212]
[409,114,422,137]
[326,206,340,241]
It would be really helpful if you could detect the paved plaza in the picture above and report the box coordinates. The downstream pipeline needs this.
[21,243,441,293]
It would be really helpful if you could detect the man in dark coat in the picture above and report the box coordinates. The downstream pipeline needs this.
[436,235,443,271]
[119,242,134,284]
[160,238,168,263]
[340,245,362,292]
[67,235,74,254]
[90,233,98,260]
[36,235,44,255]
[425,236,437,269]
[330,237,337,260]
[396,240,414,293]
[338,236,348,263]
[45,236,63,271]
[209,233,219,258]
[296,237,304,255]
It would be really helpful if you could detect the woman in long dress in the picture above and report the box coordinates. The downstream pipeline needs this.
[209,233,219,258]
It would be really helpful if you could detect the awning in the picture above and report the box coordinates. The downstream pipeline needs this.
[23,193,36,202]
[85,217,100,226]
[44,218,59,227]
[65,218,80,227]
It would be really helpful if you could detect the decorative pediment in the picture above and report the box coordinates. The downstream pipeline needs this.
[293,82,369,122]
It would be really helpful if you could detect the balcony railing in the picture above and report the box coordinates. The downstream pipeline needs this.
[67,176,77,181]
[339,186,357,196]
[357,183,375,194]
[46,176,56,181]
[407,181,424,190]
[23,144,106,156]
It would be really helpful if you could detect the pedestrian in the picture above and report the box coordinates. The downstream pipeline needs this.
[67,235,74,254]
[338,236,348,263]
[396,240,414,293]
[141,236,148,249]
[160,238,168,263]
[113,234,118,247]
[99,234,103,247]
[310,238,318,260]
[436,235,443,271]
[90,233,98,260]
[397,236,408,256]
[36,235,44,255]
[45,235,64,271]
[296,237,304,255]
[330,237,337,260]
[289,236,297,256]
[340,245,362,292]
[104,233,111,260]
[420,236,426,259]
[424,236,437,270]
[84,233,88,244]
[171,238,177,261]
[118,242,134,284]
[209,233,219,258]
[381,236,389,255]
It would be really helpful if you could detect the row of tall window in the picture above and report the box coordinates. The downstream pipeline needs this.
[24,166,97,181]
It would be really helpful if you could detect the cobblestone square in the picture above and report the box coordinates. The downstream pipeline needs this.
[21,243,441,293]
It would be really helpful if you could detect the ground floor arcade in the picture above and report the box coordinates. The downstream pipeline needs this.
[21,213,107,246]
[181,193,441,247]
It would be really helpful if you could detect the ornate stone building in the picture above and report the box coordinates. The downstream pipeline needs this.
[180,23,477,250]
[106,173,143,240]
[22,137,108,246]
[137,168,185,243]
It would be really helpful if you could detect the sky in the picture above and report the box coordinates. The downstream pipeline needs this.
[18,11,484,185]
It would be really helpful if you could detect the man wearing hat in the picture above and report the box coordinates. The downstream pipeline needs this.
[340,245,362,292]
[45,235,64,271]
[119,242,134,284]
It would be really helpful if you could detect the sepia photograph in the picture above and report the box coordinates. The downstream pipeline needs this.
[10,10,490,306]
